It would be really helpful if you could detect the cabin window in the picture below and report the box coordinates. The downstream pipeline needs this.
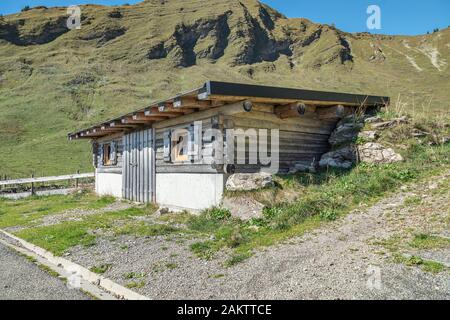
[103,143,113,166]
[171,129,189,162]
[101,141,117,166]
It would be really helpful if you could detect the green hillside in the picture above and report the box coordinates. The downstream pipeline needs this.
[0,0,449,177]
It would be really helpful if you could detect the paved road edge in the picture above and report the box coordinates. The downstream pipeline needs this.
[0,229,150,301]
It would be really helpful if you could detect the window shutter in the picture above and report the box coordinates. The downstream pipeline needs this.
[110,141,117,165]
[188,122,202,162]
[99,144,104,166]
[163,130,171,162]
[92,142,99,168]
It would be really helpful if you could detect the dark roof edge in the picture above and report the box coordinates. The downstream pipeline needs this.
[205,81,390,105]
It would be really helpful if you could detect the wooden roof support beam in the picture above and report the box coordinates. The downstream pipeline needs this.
[99,125,126,132]
[211,100,225,107]
[199,93,364,107]
[275,102,316,119]
[144,108,177,118]
[121,116,153,125]
[316,105,353,120]
[109,121,141,129]
[94,126,123,132]
[173,96,211,109]
[132,112,163,121]
[198,93,233,108]
[82,131,108,137]
[158,102,194,115]
[78,130,111,138]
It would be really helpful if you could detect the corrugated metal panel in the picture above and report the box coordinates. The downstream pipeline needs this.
[122,129,154,203]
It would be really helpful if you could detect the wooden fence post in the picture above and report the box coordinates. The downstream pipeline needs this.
[75,170,80,189]
[31,174,35,196]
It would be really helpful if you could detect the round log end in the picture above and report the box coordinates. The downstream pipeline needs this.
[296,103,307,115]
[225,164,236,174]
[243,101,253,112]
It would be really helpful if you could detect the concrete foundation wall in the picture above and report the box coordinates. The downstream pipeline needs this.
[156,173,225,211]
[95,170,225,211]
[95,170,123,198]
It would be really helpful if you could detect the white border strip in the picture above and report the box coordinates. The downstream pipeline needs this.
[0,229,150,300]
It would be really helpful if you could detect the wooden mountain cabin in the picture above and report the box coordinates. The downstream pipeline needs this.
[69,81,389,211]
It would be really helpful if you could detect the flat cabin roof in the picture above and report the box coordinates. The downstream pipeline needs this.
[68,80,389,140]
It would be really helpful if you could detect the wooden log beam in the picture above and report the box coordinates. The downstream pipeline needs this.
[275,102,316,119]
[173,96,211,109]
[121,116,153,125]
[144,108,177,118]
[158,102,193,114]
[198,93,364,106]
[81,130,108,137]
[99,125,127,132]
[109,121,141,129]
[153,100,256,129]
[93,127,120,133]
[131,112,162,121]
[316,105,352,120]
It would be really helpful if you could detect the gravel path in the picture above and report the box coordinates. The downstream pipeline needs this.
[0,242,89,300]
[67,172,450,300]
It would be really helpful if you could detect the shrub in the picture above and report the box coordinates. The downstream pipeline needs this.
[21,6,31,12]
[205,207,231,220]
[319,209,338,221]
[262,206,283,220]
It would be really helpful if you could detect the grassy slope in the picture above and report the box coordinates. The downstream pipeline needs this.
[0,0,449,176]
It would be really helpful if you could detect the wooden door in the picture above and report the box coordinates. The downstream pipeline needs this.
[122,129,155,203]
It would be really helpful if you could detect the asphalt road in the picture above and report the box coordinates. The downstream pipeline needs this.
[0,242,88,300]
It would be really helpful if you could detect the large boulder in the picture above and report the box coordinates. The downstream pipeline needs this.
[222,197,265,220]
[357,143,403,164]
[329,119,364,146]
[225,172,274,191]
[319,146,357,169]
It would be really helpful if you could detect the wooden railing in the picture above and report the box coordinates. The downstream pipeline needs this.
[0,172,95,196]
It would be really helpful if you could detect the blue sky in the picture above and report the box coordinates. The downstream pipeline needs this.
[0,0,448,35]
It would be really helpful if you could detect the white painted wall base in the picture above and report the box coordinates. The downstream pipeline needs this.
[95,170,123,198]
[156,173,225,211]
[95,170,225,211]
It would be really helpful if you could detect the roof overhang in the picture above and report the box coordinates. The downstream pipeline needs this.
[68,80,390,140]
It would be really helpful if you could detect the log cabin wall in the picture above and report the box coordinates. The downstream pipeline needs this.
[222,108,338,174]
[151,105,340,175]
[154,116,221,174]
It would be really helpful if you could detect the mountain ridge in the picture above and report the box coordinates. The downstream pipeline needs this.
[0,0,449,176]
